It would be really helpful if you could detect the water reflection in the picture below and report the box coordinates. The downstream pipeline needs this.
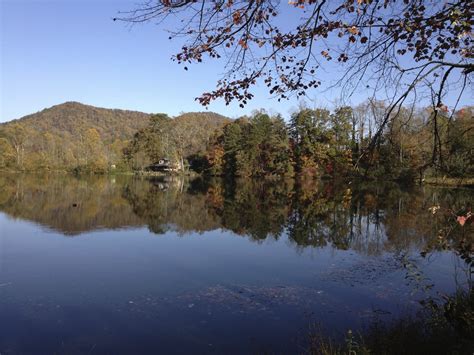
[0,174,142,235]
[0,174,472,256]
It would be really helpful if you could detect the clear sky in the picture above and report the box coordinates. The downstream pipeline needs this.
[1,1,471,123]
[1,0,305,122]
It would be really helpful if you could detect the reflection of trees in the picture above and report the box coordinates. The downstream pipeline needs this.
[218,179,293,241]
[123,177,222,235]
[123,178,293,240]
[0,174,471,259]
[0,174,143,235]
[122,177,472,260]
[288,182,378,251]
[287,181,334,248]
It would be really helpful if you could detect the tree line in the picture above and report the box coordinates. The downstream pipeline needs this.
[1,101,472,182]
[201,103,473,182]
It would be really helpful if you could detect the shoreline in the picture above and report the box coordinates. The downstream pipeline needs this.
[1,170,473,187]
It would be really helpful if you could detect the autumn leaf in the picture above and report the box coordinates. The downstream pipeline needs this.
[348,26,359,35]
[457,215,467,226]
[232,11,241,25]
[238,39,248,49]
[456,212,472,226]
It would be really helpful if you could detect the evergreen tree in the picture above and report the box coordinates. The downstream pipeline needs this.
[289,108,331,176]
[223,121,243,176]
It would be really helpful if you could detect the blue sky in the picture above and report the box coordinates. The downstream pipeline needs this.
[1,1,471,123]
[1,0,362,122]
[0,0,301,122]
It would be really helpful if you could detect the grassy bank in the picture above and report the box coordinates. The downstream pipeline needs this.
[307,288,474,355]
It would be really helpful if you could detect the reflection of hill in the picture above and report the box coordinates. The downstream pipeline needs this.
[0,174,144,235]
[0,174,471,256]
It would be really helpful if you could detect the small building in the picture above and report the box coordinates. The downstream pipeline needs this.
[146,158,176,172]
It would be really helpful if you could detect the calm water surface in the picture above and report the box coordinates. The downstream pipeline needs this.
[0,174,471,354]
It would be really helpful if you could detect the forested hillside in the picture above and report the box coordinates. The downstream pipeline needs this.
[8,102,151,141]
[0,102,151,172]
[0,102,229,173]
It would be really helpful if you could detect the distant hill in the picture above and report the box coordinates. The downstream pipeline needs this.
[3,101,152,142]
[0,102,230,172]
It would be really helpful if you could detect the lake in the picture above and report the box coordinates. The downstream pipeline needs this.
[0,174,471,354]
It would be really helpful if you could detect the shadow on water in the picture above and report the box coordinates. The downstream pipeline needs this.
[0,173,472,353]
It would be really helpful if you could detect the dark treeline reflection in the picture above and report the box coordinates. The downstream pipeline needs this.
[0,174,472,255]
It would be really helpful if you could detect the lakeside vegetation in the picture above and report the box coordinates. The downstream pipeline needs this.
[1,102,472,185]
[308,288,473,354]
